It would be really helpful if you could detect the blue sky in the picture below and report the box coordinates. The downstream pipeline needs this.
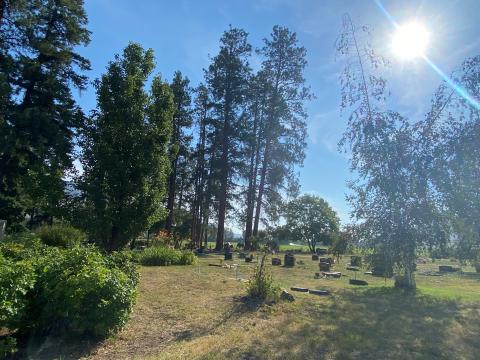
[74,0,480,225]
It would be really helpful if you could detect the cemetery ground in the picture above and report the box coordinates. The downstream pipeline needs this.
[28,253,480,360]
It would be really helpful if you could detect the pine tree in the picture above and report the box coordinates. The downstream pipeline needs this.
[0,0,90,228]
[205,27,252,250]
[165,71,192,233]
[244,26,312,248]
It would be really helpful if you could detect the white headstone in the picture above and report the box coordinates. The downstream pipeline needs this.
[0,220,6,240]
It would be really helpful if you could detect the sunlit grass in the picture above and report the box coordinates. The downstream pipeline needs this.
[30,253,480,359]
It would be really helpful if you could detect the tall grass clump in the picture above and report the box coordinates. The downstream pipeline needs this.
[139,247,196,266]
[246,253,280,302]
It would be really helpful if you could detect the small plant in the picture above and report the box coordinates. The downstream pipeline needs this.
[36,224,87,248]
[139,246,196,266]
[246,253,280,302]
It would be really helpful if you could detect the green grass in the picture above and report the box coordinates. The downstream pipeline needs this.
[25,253,480,359]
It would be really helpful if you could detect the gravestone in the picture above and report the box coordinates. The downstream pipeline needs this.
[311,254,319,261]
[349,279,368,286]
[280,289,295,302]
[272,258,282,266]
[0,220,5,240]
[224,253,233,261]
[316,248,327,255]
[439,265,459,272]
[245,254,254,263]
[319,257,333,265]
[309,289,330,296]
[290,286,308,292]
[350,256,362,267]
[319,262,331,271]
[238,252,246,259]
[284,253,295,267]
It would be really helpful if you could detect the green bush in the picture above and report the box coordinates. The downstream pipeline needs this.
[30,246,138,337]
[246,254,280,302]
[36,224,87,248]
[0,256,36,330]
[0,238,138,339]
[139,246,196,266]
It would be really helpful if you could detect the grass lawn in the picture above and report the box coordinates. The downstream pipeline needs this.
[26,253,480,360]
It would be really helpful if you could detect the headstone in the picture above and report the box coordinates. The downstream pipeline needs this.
[224,253,233,261]
[322,271,341,278]
[319,257,333,265]
[438,265,460,272]
[238,252,246,259]
[309,289,330,296]
[272,258,282,266]
[316,248,328,255]
[311,254,319,261]
[280,289,295,302]
[245,255,253,263]
[349,279,368,286]
[0,220,5,240]
[350,256,362,267]
[284,253,295,267]
[290,286,309,292]
[319,262,331,271]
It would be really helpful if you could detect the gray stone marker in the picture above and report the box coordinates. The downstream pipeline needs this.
[0,220,6,240]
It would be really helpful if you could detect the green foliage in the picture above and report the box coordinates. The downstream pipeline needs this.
[285,194,340,253]
[0,0,91,227]
[36,224,87,248]
[30,246,138,337]
[79,42,174,251]
[246,253,280,302]
[139,247,197,266]
[0,256,36,330]
[0,336,17,359]
[0,239,138,338]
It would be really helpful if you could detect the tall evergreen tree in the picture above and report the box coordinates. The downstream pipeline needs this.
[165,71,192,233]
[190,84,213,248]
[244,26,311,248]
[80,43,174,251]
[205,27,252,250]
[0,0,90,228]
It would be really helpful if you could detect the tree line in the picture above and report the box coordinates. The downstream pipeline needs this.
[0,1,312,252]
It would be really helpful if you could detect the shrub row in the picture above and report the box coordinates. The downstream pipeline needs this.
[138,246,196,266]
[0,235,138,339]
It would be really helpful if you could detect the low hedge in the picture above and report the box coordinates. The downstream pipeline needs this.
[36,224,87,248]
[139,246,196,266]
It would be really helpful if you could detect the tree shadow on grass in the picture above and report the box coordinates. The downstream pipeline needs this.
[11,333,100,360]
[239,287,480,360]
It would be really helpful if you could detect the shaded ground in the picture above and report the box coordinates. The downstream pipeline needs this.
[21,254,480,360]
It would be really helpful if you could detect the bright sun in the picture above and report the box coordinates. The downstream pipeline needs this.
[392,21,429,60]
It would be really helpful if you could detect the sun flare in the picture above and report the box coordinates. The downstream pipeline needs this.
[391,21,429,60]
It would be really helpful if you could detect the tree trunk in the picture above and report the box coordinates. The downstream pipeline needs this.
[253,141,270,236]
[165,156,178,233]
[215,95,231,251]
[244,102,260,250]
[110,225,120,252]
